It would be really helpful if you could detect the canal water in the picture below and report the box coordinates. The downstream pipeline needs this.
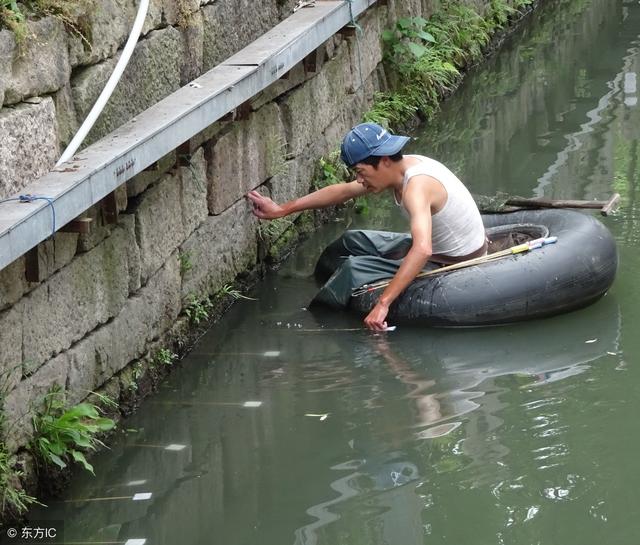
[20,0,640,543]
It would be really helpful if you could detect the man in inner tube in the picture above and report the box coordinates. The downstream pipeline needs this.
[247,122,486,331]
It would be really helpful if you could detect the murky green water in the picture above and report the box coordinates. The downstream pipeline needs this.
[16,1,640,543]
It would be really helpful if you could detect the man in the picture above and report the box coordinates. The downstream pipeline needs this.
[247,122,486,331]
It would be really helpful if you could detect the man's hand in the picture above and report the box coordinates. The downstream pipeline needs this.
[364,300,390,331]
[247,190,285,219]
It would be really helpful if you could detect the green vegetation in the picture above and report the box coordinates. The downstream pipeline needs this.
[31,389,116,475]
[153,348,178,367]
[257,217,294,242]
[124,361,145,393]
[185,294,213,325]
[308,0,534,214]
[366,1,533,128]
[1,0,91,46]
[312,150,352,189]
[0,0,25,38]
[218,284,256,301]
[0,444,40,516]
[179,251,193,274]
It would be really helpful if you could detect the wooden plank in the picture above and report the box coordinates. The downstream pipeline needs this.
[102,192,119,224]
[504,194,621,216]
[177,140,192,167]
[60,217,93,234]
[303,50,318,73]
[339,24,357,38]
[600,193,621,216]
[25,246,40,283]
[235,100,253,121]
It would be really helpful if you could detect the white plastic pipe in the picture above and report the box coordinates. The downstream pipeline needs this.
[56,0,150,166]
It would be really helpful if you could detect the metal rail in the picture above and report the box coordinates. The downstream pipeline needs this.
[0,0,378,272]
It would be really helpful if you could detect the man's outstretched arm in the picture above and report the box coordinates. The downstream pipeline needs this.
[247,181,368,220]
[364,177,434,330]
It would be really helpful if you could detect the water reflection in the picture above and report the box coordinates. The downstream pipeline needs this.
[284,297,621,545]
[408,0,640,204]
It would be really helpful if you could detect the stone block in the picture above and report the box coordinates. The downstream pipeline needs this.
[119,214,142,293]
[52,83,79,151]
[0,29,16,106]
[76,204,115,254]
[268,152,317,206]
[179,148,208,237]
[0,257,27,312]
[143,0,164,36]
[180,201,258,300]
[3,17,71,105]
[0,98,59,200]
[67,0,137,67]
[206,103,286,214]
[135,170,185,282]
[22,225,133,374]
[37,232,80,280]
[66,255,181,404]
[127,151,177,198]
[279,42,353,156]
[202,0,280,69]
[0,306,22,395]
[179,10,204,84]
[163,0,200,27]
[71,26,183,144]
[2,352,69,451]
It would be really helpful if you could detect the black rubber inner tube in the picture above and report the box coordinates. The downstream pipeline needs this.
[317,209,618,327]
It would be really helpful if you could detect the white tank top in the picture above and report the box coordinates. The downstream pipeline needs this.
[394,155,485,256]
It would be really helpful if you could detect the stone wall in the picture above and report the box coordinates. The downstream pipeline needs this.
[0,0,521,458]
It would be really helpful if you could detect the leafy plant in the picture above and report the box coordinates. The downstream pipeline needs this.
[367,0,533,129]
[184,294,213,324]
[153,348,178,367]
[0,444,41,515]
[382,16,436,67]
[257,217,293,242]
[179,251,193,274]
[0,0,26,39]
[218,284,256,301]
[31,390,116,475]
[312,150,351,189]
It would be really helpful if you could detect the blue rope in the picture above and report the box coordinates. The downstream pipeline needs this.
[0,194,57,236]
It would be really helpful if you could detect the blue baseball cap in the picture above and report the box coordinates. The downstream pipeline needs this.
[340,122,410,167]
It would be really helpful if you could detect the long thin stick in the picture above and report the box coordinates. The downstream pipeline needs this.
[352,236,557,297]
[504,193,620,216]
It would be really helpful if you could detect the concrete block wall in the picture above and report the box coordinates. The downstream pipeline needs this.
[0,0,505,454]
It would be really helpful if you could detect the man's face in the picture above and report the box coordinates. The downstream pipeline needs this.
[353,160,389,193]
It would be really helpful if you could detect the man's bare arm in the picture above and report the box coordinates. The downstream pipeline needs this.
[364,176,435,330]
[247,181,368,220]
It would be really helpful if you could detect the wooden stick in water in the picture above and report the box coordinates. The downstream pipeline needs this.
[504,193,620,216]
